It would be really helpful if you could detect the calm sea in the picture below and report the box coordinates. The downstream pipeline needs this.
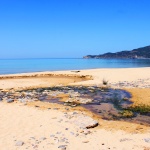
[0,58,150,75]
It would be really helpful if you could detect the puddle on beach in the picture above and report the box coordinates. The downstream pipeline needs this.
[0,86,150,126]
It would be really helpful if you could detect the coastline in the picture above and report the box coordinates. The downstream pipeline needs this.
[0,67,150,89]
[0,67,150,150]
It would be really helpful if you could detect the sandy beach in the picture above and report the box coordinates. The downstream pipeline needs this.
[0,68,150,150]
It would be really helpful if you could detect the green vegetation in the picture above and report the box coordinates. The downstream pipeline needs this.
[126,104,150,114]
[84,45,150,59]
[120,110,134,118]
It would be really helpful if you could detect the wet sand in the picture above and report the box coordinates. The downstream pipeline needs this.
[0,74,91,90]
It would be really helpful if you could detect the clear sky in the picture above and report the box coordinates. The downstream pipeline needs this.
[0,0,150,58]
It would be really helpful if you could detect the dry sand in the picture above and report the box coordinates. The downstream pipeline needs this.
[0,102,150,150]
[0,68,150,150]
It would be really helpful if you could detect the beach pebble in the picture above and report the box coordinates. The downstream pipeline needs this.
[82,140,89,143]
[50,134,55,137]
[56,132,61,134]
[120,138,132,142]
[40,137,46,140]
[65,108,69,111]
[83,129,91,135]
[70,132,74,135]
[72,112,78,115]
[33,145,38,148]
[7,99,14,103]
[59,139,65,142]
[58,145,67,150]
[144,138,150,143]
[15,141,24,146]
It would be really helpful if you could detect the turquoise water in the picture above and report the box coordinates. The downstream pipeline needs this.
[0,58,150,74]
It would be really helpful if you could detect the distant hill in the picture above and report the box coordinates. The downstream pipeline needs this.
[83,45,150,59]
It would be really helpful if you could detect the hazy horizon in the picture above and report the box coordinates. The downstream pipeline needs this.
[0,0,150,59]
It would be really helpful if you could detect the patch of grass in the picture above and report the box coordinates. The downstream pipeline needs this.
[126,104,150,115]
[120,110,134,118]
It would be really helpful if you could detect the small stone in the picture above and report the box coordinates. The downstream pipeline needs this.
[83,129,91,135]
[72,112,78,115]
[56,132,61,134]
[40,137,46,140]
[120,138,132,142]
[58,145,67,150]
[59,139,65,142]
[15,141,24,146]
[33,145,38,148]
[70,132,74,135]
[82,140,89,143]
[65,108,69,111]
[7,99,14,103]
[144,138,150,143]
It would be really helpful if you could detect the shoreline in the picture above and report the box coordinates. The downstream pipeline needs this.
[1,67,150,89]
[0,66,150,75]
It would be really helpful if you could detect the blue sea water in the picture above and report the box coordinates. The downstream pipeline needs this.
[0,58,150,75]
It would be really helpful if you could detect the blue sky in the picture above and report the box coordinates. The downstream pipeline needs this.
[0,0,150,58]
